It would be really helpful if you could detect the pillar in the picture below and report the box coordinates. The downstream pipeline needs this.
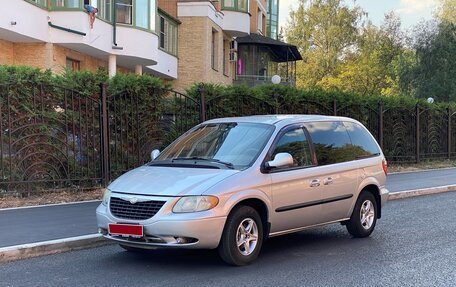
[135,64,143,75]
[108,54,116,78]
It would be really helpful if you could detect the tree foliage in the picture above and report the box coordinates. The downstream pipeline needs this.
[284,0,456,102]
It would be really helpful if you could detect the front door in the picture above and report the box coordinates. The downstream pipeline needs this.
[268,126,323,234]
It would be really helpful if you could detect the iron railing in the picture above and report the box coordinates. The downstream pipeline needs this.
[1,82,455,193]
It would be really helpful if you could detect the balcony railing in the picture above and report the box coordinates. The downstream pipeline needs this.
[234,75,295,87]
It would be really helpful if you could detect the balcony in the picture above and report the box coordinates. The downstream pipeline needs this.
[220,0,250,36]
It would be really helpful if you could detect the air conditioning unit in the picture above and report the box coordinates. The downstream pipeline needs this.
[230,40,238,51]
[229,51,237,62]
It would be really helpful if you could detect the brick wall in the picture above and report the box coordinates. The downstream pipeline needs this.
[0,40,132,74]
[172,16,232,92]
[0,39,14,65]
[158,0,178,18]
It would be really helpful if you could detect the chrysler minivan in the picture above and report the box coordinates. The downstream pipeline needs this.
[96,115,389,265]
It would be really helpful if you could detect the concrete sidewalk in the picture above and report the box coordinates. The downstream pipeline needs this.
[1,168,456,262]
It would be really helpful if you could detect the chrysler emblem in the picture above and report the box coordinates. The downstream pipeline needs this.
[129,197,138,204]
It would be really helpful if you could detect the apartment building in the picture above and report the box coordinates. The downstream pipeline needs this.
[0,0,300,90]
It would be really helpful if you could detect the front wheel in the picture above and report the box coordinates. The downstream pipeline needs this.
[346,191,377,238]
[218,206,263,266]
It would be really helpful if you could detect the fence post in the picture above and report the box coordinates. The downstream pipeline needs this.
[199,84,206,123]
[333,97,337,116]
[100,83,110,187]
[416,104,420,163]
[378,101,384,150]
[448,107,452,160]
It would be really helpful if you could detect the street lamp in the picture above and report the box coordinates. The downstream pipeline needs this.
[271,75,281,85]
[271,75,281,114]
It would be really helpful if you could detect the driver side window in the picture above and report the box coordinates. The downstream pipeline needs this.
[272,128,312,168]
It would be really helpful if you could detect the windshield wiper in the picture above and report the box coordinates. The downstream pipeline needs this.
[172,157,235,169]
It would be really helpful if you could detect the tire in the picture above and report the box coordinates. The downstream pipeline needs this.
[346,191,377,238]
[218,206,264,266]
[119,244,144,253]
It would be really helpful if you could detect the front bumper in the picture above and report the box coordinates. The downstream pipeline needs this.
[96,202,226,249]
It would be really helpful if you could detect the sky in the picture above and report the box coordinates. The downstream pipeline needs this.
[278,0,439,30]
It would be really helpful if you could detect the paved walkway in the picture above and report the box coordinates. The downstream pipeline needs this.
[2,168,456,248]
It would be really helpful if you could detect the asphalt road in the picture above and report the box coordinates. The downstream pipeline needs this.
[1,192,455,287]
[0,202,100,248]
[386,168,456,191]
[1,168,456,248]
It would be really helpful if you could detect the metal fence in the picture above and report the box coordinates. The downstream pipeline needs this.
[1,82,455,193]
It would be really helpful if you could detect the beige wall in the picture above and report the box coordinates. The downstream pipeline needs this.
[0,39,14,65]
[173,16,233,92]
[0,39,132,74]
[158,0,178,18]
[250,0,267,35]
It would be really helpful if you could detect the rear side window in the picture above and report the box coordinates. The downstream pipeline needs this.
[344,121,381,158]
[304,121,355,165]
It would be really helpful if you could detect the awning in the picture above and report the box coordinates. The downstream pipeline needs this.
[235,33,303,62]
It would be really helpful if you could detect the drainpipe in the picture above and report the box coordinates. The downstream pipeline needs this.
[112,0,118,47]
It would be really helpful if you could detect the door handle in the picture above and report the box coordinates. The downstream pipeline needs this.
[310,179,320,187]
[323,177,333,185]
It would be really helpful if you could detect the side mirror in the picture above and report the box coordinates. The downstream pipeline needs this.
[151,149,160,161]
[266,153,294,169]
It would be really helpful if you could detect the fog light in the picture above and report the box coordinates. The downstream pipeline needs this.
[175,237,187,244]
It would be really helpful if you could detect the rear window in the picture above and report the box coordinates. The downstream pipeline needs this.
[304,121,355,165]
[343,121,381,158]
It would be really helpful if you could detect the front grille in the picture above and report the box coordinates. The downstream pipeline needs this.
[110,197,166,220]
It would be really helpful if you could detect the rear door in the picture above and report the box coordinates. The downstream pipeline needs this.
[303,121,359,223]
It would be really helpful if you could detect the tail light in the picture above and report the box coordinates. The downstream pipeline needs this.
[382,159,388,175]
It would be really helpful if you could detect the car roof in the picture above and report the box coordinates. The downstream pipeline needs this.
[204,115,358,127]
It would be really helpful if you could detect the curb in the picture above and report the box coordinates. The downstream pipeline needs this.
[388,184,456,200]
[0,234,112,263]
[2,185,456,263]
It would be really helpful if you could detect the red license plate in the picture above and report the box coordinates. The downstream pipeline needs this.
[108,223,144,237]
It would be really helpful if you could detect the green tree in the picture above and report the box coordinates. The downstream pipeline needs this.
[285,0,365,88]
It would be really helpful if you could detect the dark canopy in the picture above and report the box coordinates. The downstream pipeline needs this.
[235,33,302,62]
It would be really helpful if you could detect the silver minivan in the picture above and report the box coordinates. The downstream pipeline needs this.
[96,115,389,265]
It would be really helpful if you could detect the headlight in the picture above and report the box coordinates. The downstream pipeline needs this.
[172,196,219,213]
[101,189,111,206]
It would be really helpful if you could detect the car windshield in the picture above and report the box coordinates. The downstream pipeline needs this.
[155,122,274,169]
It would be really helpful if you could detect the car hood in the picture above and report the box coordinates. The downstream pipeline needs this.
[108,166,239,196]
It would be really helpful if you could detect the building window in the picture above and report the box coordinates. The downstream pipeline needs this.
[211,29,218,71]
[266,0,279,40]
[52,0,80,8]
[221,0,249,12]
[116,0,133,25]
[97,0,112,22]
[257,9,263,34]
[29,0,48,7]
[135,0,149,29]
[66,58,81,71]
[158,14,178,56]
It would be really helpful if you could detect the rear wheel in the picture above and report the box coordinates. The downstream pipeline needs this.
[218,206,263,266]
[346,191,377,238]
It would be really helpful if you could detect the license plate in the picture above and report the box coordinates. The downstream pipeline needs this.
[108,223,144,237]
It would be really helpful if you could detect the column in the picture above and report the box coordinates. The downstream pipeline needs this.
[135,64,143,75]
[108,54,116,78]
